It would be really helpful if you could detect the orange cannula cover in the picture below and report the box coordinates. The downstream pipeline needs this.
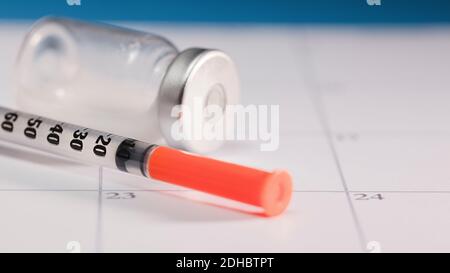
[148,146,293,216]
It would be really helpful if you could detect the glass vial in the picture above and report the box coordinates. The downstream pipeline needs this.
[15,17,239,153]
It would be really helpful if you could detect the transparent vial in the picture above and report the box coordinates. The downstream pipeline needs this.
[15,17,240,153]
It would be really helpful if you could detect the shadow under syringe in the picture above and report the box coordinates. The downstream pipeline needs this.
[0,140,101,190]
[0,140,81,167]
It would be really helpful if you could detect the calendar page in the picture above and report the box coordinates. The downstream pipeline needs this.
[0,22,449,253]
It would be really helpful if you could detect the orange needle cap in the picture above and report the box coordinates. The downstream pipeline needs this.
[148,146,293,216]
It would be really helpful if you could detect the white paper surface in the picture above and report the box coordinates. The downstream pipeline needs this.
[0,23,449,252]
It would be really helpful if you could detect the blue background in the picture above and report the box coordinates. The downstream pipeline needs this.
[0,0,449,23]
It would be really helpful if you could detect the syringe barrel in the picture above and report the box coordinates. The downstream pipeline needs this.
[0,106,292,216]
[0,106,150,175]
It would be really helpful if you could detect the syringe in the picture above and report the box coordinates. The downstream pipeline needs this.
[0,106,292,216]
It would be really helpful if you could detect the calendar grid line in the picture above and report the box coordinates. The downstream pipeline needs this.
[294,35,368,252]
[95,167,104,253]
[1,188,450,194]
